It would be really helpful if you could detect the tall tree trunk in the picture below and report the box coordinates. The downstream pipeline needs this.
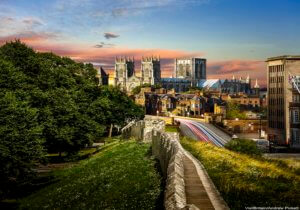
[108,124,113,138]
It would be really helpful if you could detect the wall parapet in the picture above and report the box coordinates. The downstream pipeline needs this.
[121,117,229,210]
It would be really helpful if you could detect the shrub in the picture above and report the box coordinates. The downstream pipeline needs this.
[225,138,262,156]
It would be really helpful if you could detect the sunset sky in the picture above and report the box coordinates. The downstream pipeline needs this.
[1,0,300,86]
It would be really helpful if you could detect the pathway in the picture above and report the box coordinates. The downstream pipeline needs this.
[183,155,215,209]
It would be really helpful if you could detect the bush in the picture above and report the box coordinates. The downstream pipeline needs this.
[225,138,262,156]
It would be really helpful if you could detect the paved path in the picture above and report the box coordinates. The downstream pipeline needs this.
[183,155,215,209]
[178,119,231,147]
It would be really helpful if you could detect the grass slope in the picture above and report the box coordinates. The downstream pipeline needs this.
[20,140,162,210]
[181,137,300,209]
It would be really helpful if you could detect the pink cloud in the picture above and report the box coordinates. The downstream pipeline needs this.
[207,60,267,87]
[0,31,57,45]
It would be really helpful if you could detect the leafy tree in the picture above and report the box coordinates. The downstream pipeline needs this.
[95,86,144,136]
[131,83,162,95]
[226,101,247,120]
[0,41,145,197]
[0,91,45,198]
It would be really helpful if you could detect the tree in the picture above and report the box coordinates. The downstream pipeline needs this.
[0,91,45,198]
[0,41,145,197]
[226,101,247,120]
[96,86,144,136]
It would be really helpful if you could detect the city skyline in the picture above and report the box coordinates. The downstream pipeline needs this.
[1,0,300,86]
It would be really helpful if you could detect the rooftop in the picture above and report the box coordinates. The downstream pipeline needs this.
[267,55,300,62]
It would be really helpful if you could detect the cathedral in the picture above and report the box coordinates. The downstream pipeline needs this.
[114,56,207,93]
[114,56,161,92]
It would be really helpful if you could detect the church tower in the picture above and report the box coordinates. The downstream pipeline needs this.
[254,78,260,96]
[114,57,135,88]
[141,56,161,85]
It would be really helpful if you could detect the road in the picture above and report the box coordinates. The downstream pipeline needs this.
[177,118,231,147]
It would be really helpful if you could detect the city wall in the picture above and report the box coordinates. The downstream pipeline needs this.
[122,116,229,210]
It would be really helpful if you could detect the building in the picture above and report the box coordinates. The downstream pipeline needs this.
[96,67,109,86]
[161,78,191,92]
[141,56,161,85]
[221,75,252,94]
[197,79,224,92]
[229,95,261,108]
[114,57,135,89]
[253,79,260,96]
[114,56,161,92]
[174,58,206,85]
[267,55,300,147]
[289,75,300,148]
[113,56,207,93]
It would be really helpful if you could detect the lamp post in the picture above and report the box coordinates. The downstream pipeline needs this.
[259,114,262,138]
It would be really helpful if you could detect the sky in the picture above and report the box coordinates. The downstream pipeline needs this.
[1,0,300,86]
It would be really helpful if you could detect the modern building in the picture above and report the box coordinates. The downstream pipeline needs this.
[197,79,224,92]
[174,58,206,85]
[289,76,300,148]
[266,55,300,147]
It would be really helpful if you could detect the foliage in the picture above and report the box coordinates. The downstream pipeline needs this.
[0,92,45,199]
[226,101,247,119]
[188,86,203,92]
[95,85,145,127]
[131,83,151,95]
[165,125,179,133]
[0,41,145,198]
[131,83,162,95]
[180,137,300,209]
[20,141,162,210]
[225,138,262,156]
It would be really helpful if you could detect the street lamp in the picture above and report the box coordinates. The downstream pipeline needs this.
[235,118,239,121]
[258,114,262,138]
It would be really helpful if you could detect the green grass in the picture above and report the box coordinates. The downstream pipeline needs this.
[180,137,300,209]
[165,125,179,133]
[19,140,162,210]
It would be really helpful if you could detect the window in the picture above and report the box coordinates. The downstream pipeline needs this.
[292,129,300,144]
[293,110,300,123]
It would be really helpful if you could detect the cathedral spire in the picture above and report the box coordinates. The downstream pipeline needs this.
[254,78,260,88]
[246,74,250,83]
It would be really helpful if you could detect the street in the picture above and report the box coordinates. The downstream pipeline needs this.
[177,119,232,147]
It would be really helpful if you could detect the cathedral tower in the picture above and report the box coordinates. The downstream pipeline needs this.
[114,57,135,88]
[141,56,161,85]
[174,58,206,86]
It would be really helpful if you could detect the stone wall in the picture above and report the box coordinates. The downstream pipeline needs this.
[152,131,189,209]
[121,116,165,142]
[122,117,229,210]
